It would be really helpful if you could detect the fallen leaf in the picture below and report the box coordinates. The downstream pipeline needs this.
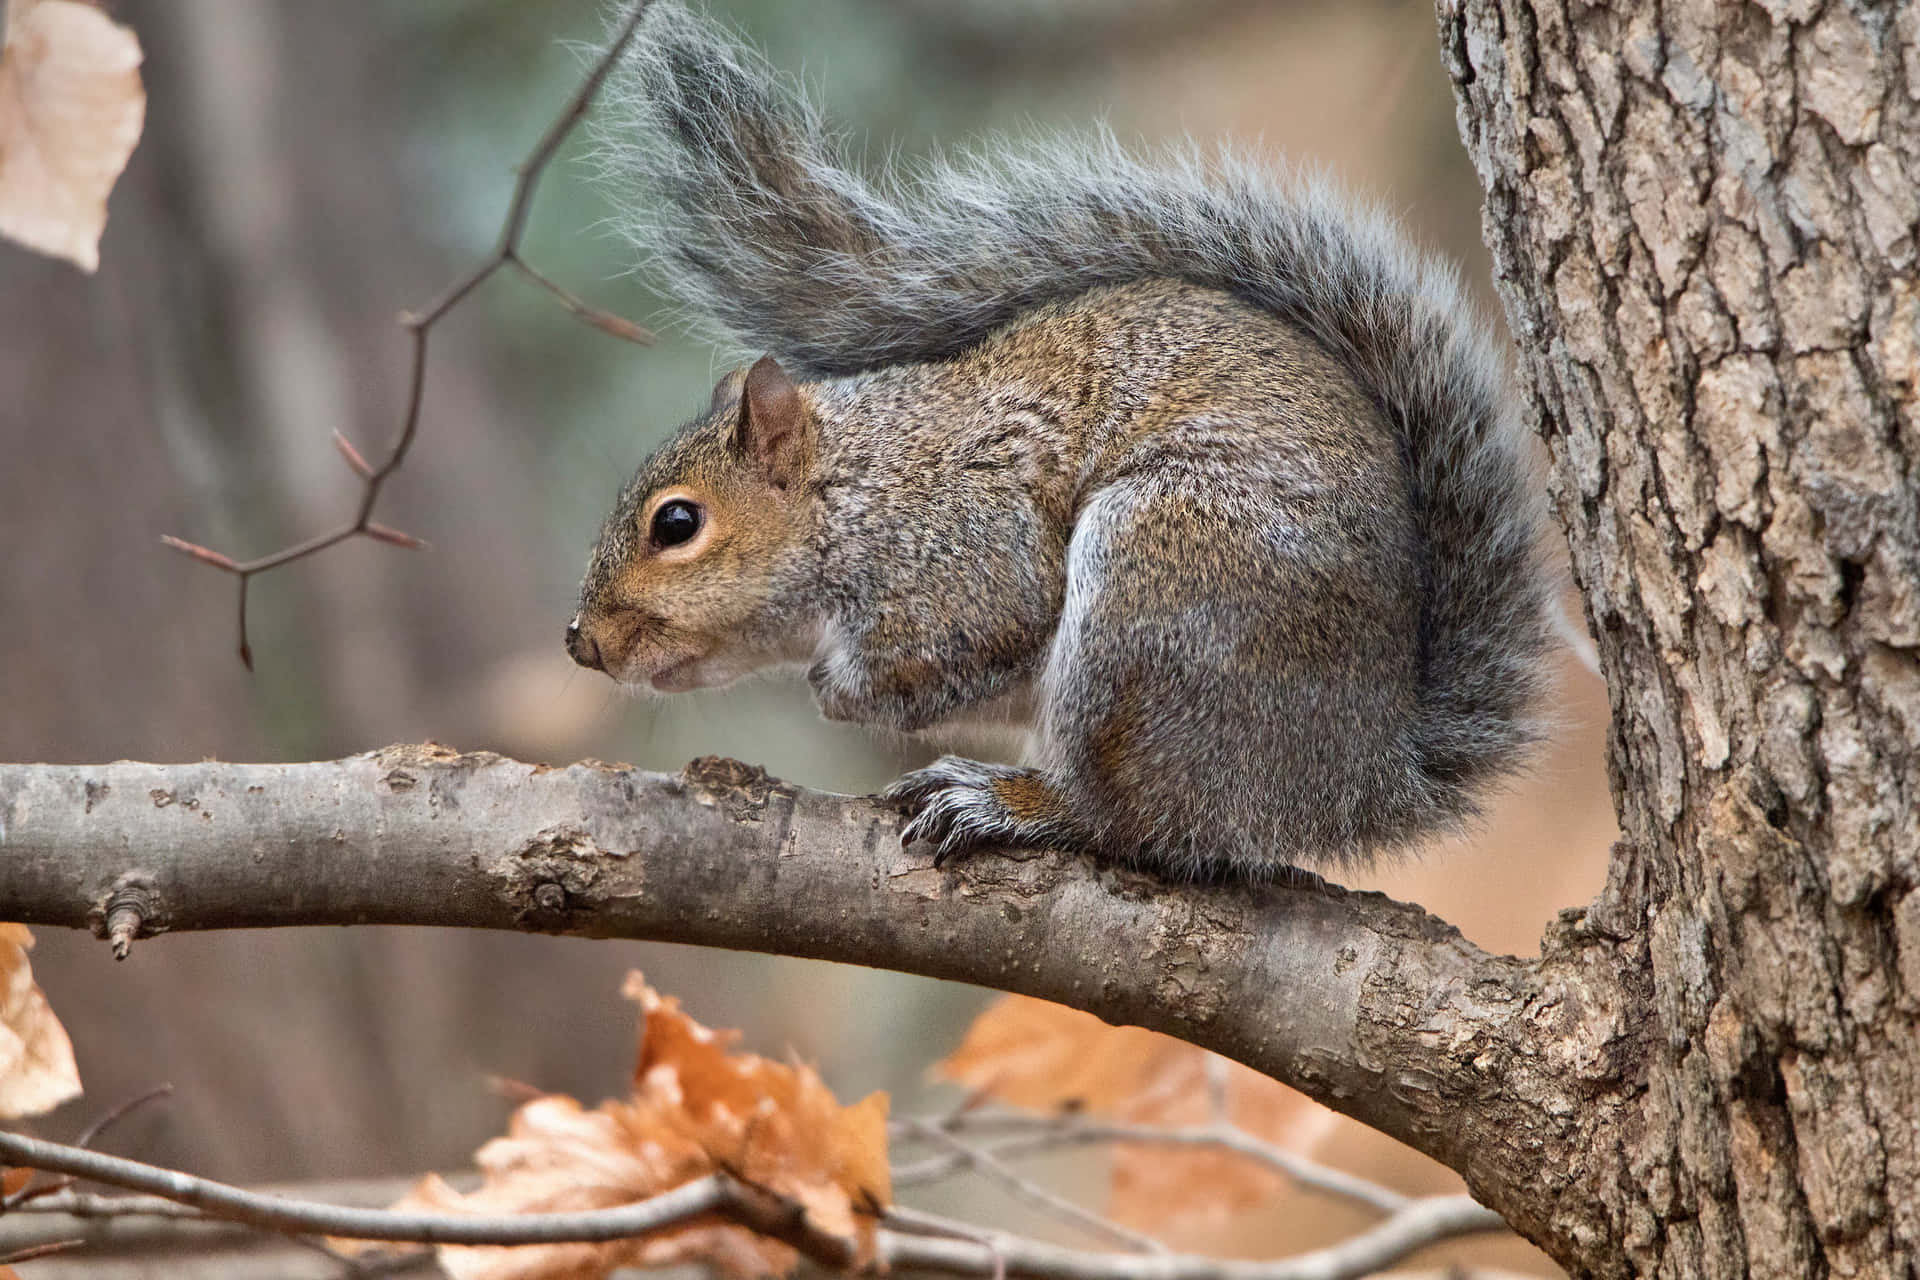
[937,993,1335,1234]
[360,973,888,1280]
[0,0,146,271]
[0,924,82,1119]
[2,1166,30,1196]
[936,993,1185,1113]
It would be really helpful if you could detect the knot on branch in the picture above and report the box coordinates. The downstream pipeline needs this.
[94,876,160,960]
[681,756,792,823]
[370,742,502,774]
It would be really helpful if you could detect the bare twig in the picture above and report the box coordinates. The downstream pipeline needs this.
[895,1112,1409,1217]
[0,1178,455,1243]
[904,1119,1167,1255]
[0,1131,855,1267]
[8,1190,211,1220]
[70,1085,175,1155]
[0,1131,1508,1280]
[0,1238,84,1265]
[886,1204,1010,1280]
[0,1128,721,1244]
[2,1187,434,1275]
[875,1195,1509,1280]
[4,1083,177,1210]
[508,253,654,343]
[164,1,657,669]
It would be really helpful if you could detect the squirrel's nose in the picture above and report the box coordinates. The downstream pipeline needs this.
[565,617,604,672]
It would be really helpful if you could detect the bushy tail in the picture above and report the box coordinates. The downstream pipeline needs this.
[595,2,1553,810]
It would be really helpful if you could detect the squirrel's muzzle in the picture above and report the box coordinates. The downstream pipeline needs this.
[564,616,605,672]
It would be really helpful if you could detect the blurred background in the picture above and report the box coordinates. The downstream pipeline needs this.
[1,0,1615,1273]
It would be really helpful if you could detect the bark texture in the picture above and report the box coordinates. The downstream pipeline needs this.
[1444,0,1920,1276]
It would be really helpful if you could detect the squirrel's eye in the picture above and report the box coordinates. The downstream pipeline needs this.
[650,499,702,548]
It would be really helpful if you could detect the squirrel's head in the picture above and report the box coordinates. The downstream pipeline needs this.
[568,356,821,692]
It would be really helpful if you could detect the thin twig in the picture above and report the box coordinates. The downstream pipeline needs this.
[905,1119,1168,1255]
[0,1131,857,1268]
[510,253,656,344]
[886,1204,1009,1280]
[164,0,657,670]
[894,1112,1409,1216]
[6,1188,1507,1279]
[0,1238,84,1265]
[8,1190,210,1220]
[0,1128,720,1244]
[875,1194,1507,1280]
[71,1084,175,1154]
[0,1133,1505,1280]
[4,1082,176,1210]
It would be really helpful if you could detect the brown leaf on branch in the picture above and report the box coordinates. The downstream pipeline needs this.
[938,994,1335,1234]
[0,924,82,1120]
[376,972,889,1280]
[0,0,145,272]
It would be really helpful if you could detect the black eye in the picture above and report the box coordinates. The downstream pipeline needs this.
[650,499,702,548]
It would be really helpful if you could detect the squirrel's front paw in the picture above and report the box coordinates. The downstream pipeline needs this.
[884,758,1078,867]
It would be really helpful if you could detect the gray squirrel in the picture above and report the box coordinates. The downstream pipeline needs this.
[565,2,1553,880]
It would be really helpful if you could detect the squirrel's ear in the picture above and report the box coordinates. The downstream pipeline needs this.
[734,355,813,490]
[708,366,747,415]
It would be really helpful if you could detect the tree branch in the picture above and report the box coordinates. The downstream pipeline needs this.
[0,747,1609,1221]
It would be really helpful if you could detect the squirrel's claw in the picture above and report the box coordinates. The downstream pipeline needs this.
[888,757,1010,862]
[882,758,989,812]
[887,756,1078,867]
[891,762,1005,863]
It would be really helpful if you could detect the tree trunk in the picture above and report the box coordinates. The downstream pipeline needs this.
[1444,0,1920,1275]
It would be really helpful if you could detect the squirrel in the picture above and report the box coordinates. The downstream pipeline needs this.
[564,2,1554,881]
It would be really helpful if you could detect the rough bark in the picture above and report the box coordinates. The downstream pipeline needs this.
[1444,0,1920,1276]
[0,748,1609,1246]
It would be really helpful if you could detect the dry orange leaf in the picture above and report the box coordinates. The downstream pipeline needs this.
[383,972,889,1280]
[0,923,82,1120]
[0,0,146,271]
[936,993,1189,1113]
[937,994,1334,1235]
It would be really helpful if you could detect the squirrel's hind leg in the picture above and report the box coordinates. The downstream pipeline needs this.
[884,758,1090,866]
[1030,472,1420,882]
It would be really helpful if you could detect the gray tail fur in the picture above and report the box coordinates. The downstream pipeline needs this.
[595,2,1552,819]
